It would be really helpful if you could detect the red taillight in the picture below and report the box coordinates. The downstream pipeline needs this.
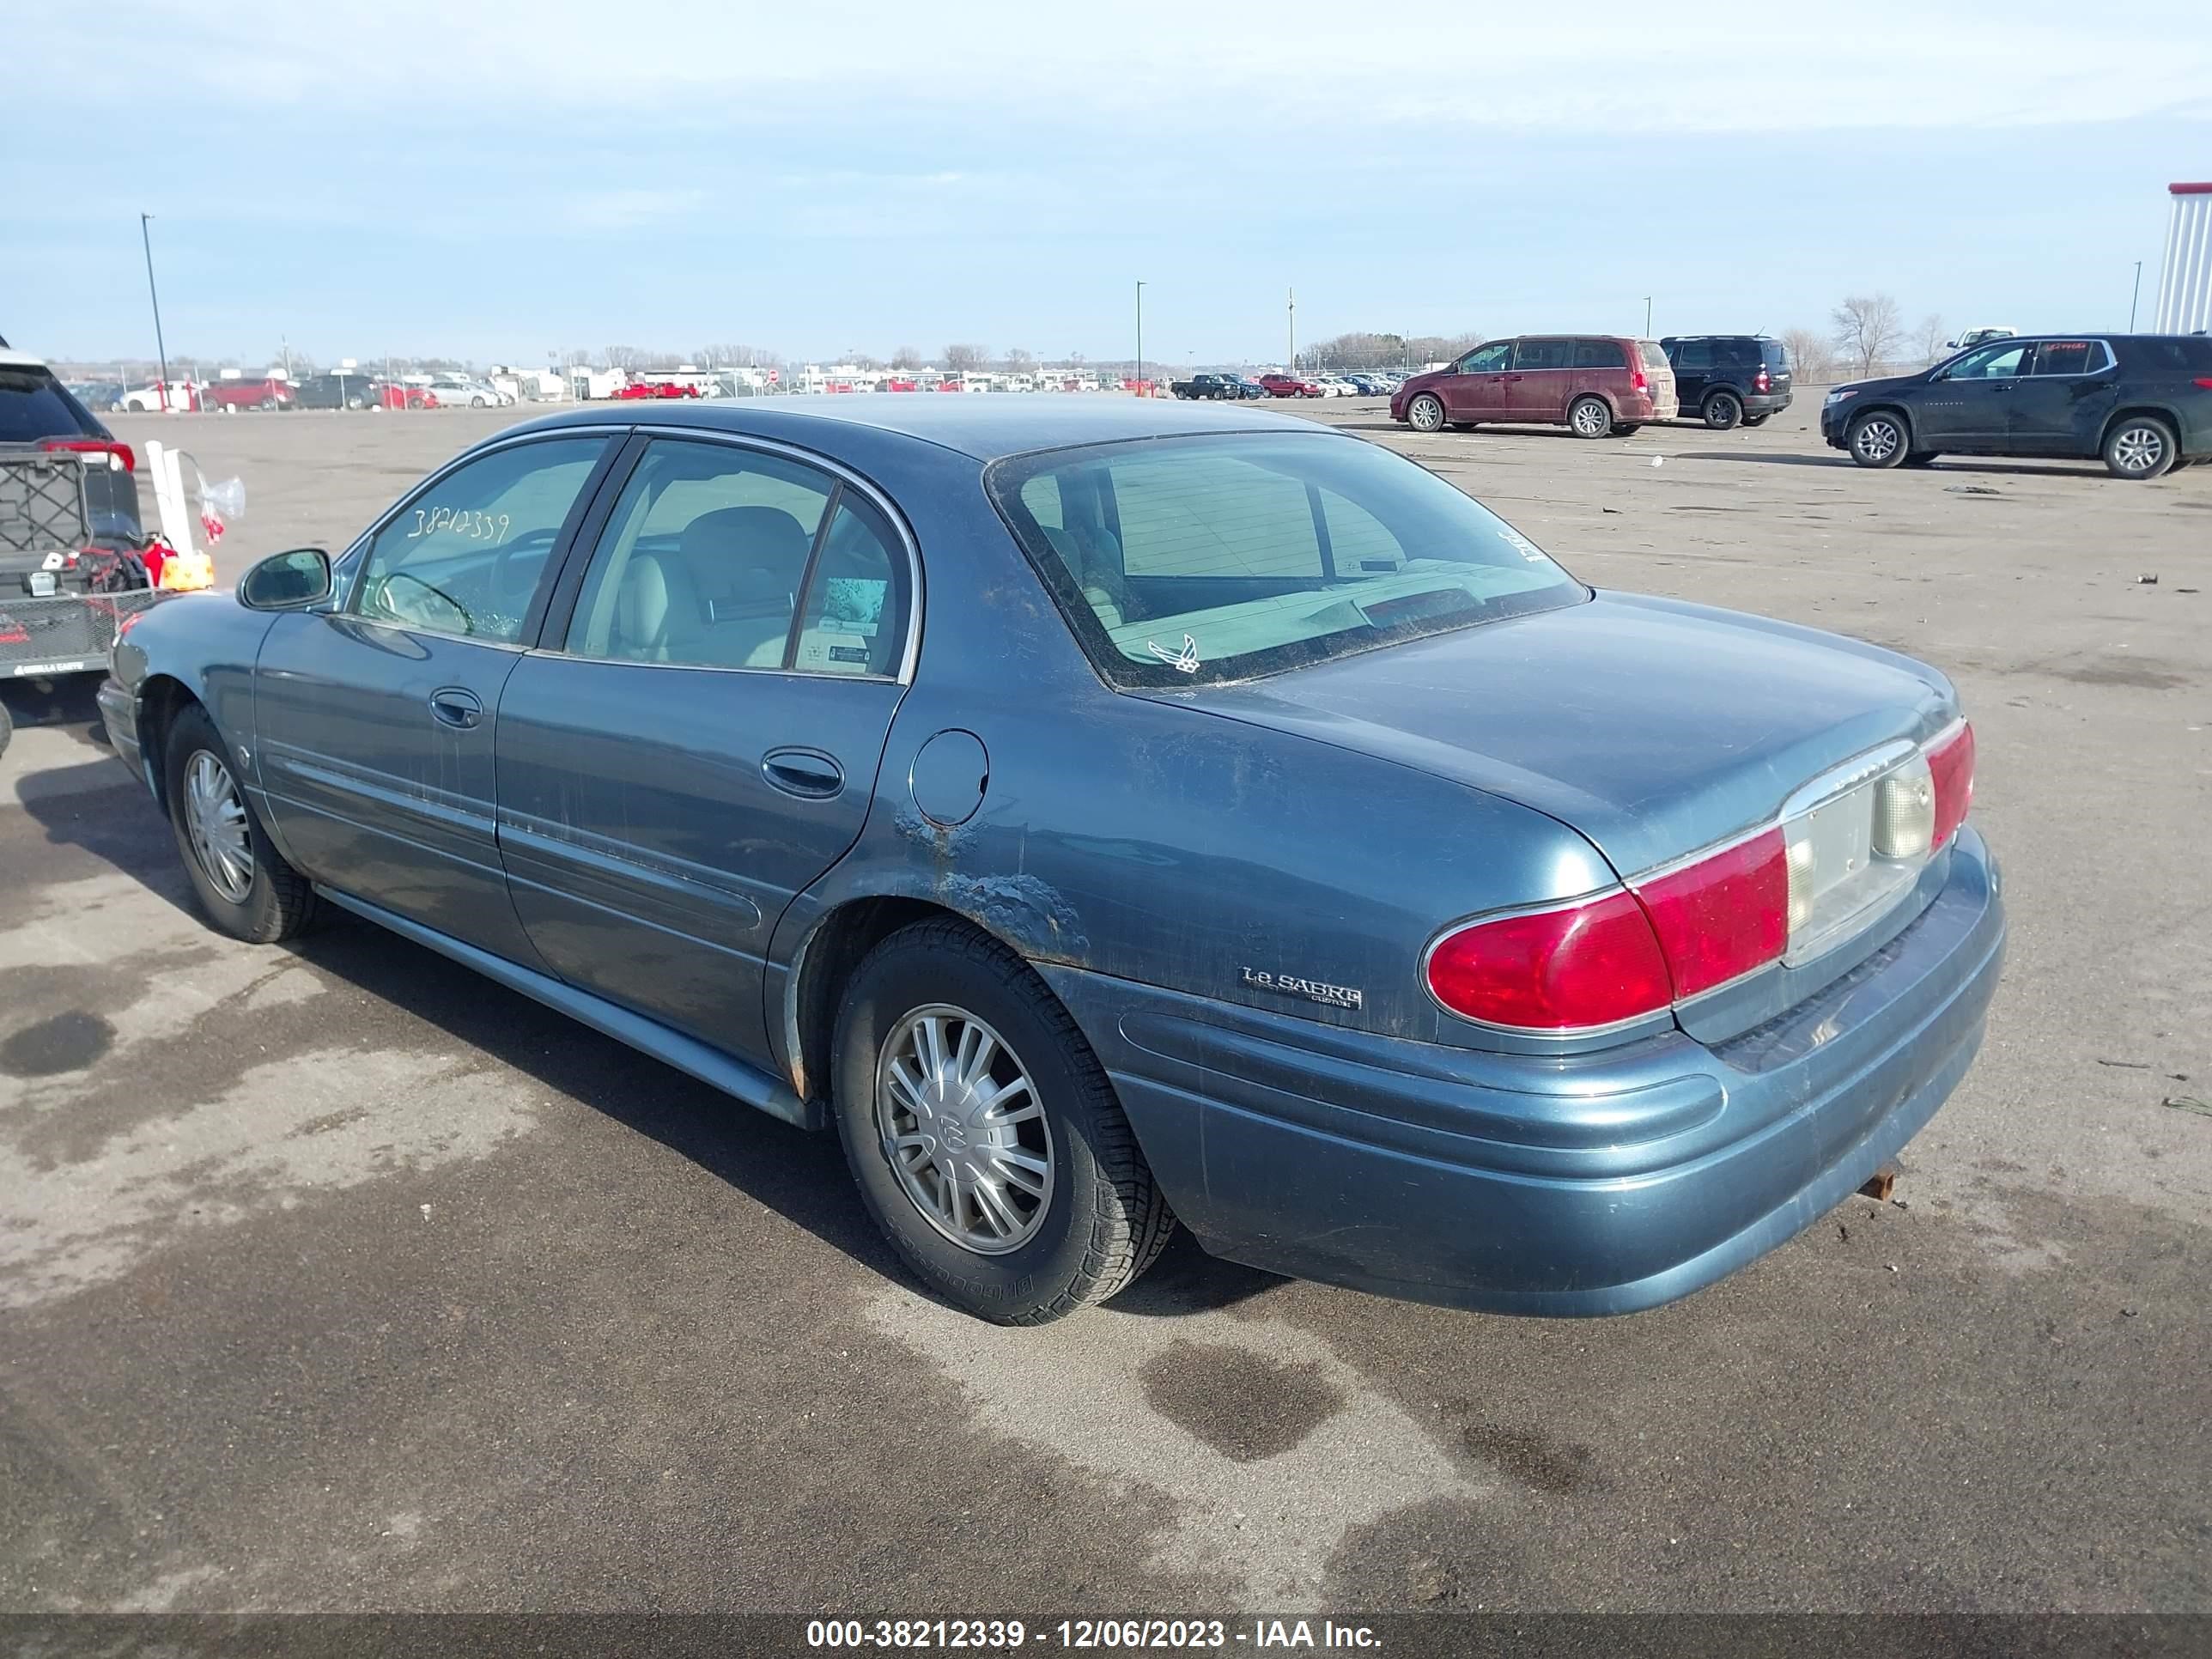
[1632,367,1648,392]
[1754,368,1771,393]
[1629,828,1788,1000]
[1426,891,1672,1032]
[2194,377,2212,390]
[40,438,135,472]
[1927,722,1975,849]
[1428,829,1791,1031]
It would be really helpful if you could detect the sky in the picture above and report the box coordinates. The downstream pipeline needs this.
[10,0,2212,369]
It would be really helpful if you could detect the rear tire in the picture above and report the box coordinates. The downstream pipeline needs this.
[2103,416,2177,480]
[831,919,1175,1324]
[165,705,319,944]
[1846,410,1908,468]
[1406,392,1446,433]
[0,696,13,761]
[1702,390,1744,430]
[1568,396,1613,438]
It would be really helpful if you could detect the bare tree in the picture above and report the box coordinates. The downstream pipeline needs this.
[891,344,923,369]
[1831,295,1904,379]
[605,344,645,371]
[945,343,990,373]
[1002,347,1036,375]
[1778,327,1833,381]
[1915,314,1949,365]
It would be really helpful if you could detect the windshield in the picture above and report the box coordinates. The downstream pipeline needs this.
[986,432,1586,687]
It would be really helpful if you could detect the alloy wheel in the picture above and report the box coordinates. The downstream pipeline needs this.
[1854,417,1902,464]
[2111,424,2166,475]
[1409,394,1445,433]
[184,750,254,902]
[1571,398,1610,436]
[876,1005,1054,1255]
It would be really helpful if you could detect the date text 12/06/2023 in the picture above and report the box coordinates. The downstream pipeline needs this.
[804,1618,1383,1650]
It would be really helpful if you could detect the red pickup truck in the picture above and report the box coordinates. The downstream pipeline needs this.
[611,380,703,400]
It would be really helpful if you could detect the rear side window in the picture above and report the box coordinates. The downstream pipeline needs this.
[1638,341,1670,371]
[2029,341,2109,376]
[1574,340,1628,369]
[0,365,100,443]
[1511,339,1572,371]
[2116,337,2212,373]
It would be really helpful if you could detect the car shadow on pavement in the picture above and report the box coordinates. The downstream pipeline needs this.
[1668,450,2113,479]
[0,678,112,750]
[276,910,1285,1322]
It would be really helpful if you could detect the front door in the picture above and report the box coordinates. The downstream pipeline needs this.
[1916,338,2032,448]
[252,434,614,965]
[1440,341,1514,421]
[495,435,913,1067]
[2006,339,2120,456]
[1504,337,1574,422]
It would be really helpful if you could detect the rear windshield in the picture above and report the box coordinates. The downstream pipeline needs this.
[1761,339,1791,369]
[987,433,1585,688]
[1638,341,1669,370]
[0,365,101,444]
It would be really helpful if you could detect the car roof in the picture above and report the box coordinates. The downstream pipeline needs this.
[0,348,51,370]
[505,393,1329,461]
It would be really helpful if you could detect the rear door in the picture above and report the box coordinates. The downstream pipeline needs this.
[1759,337,1793,403]
[2006,340,2118,455]
[1915,338,2032,447]
[1668,338,1714,409]
[253,433,617,966]
[1439,340,1513,420]
[1504,338,1572,421]
[495,434,915,1067]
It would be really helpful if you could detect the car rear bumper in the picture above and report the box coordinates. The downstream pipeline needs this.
[1040,825,2003,1316]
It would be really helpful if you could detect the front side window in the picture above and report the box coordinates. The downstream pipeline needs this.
[1458,342,1512,374]
[989,433,1585,688]
[1674,340,1714,370]
[1945,342,2032,380]
[565,439,907,677]
[356,436,607,642]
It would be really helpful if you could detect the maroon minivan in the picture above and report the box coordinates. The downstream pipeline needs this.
[1390,337,1678,438]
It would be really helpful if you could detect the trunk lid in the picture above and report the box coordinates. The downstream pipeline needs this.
[1158,591,1955,879]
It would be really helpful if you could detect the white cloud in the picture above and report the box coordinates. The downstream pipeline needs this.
[562,186,709,229]
[31,1,2212,135]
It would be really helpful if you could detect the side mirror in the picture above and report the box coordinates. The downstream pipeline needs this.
[239,547,332,610]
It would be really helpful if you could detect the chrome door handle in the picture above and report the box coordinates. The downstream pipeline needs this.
[428,687,483,729]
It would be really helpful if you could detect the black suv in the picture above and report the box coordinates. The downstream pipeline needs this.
[1660,335,1792,429]
[293,370,380,410]
[1821,334,2212,479]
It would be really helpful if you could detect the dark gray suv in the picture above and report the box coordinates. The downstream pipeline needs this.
[1660,336,1793,429]
[1820,334,2212,478]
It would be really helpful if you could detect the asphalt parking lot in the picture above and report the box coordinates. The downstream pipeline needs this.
[3,398,2209,1618]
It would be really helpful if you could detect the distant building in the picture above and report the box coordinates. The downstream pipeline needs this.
[2154,181,2212,333]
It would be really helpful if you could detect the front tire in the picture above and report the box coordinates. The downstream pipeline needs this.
[1407,392,1446,433]
[165,705,319,943]
[1568,395,1613,438]
[831,920,1174,1324]
[1702,390,1743,430]
[1847,410,1908,468]
[2104,417,2177,480]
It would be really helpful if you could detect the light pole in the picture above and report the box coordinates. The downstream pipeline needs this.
[1643,295,1652,337]
[1287,287,1296,374]
[140,213,170,409]
[1134,280,1146,395]
[2130,260,2144,331]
